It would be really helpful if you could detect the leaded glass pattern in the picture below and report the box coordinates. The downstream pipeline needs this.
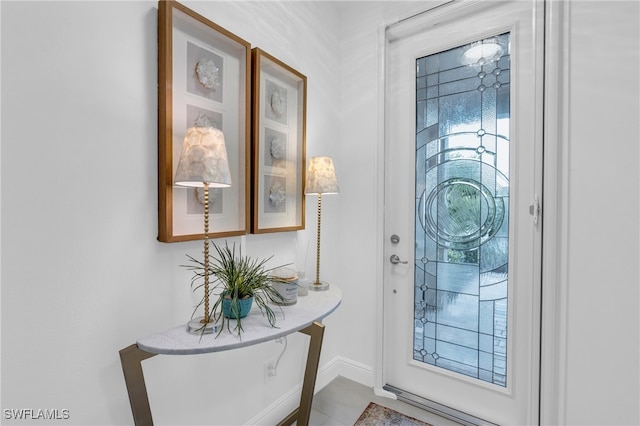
[413,33,510,387]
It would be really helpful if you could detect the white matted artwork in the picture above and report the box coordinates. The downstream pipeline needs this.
[158,0,250,242]
[186,41,224,103]
[186,104,222,130]
[265,79,287,125]
[251,48,306,233]
[264,127,287,169]
[264,175,287,214]
[187,187,223,215]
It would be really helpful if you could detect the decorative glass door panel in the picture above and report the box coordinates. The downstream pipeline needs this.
[414,33,511,386]
[385,2,541,423]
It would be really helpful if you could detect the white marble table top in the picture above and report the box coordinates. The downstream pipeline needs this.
[137,285,342,355]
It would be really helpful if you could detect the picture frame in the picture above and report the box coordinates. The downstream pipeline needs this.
[251,48,307,233]
[158,0,251,242]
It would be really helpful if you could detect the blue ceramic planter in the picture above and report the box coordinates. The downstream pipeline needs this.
[222,296,253,319]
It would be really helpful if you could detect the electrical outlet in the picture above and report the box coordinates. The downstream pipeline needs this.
[263,360,276,383]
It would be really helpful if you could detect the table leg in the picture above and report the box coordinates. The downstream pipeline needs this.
[277,321,325,426]
[122,322,325,426]
[119,344,157,426]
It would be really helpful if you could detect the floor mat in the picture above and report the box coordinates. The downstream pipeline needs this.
[354,402,433,426]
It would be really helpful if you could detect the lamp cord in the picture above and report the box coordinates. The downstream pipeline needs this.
[273,337,288,374]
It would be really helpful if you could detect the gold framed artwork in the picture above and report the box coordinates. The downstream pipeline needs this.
[251,48,307,233]
[158,0,251,242]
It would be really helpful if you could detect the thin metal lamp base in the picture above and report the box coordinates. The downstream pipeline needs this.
[187,317,218,334]
[308,281,329,292]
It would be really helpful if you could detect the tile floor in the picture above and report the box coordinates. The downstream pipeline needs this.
[305,376,460,426]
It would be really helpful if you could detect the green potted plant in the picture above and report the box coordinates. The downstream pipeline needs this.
[184,242,287,336]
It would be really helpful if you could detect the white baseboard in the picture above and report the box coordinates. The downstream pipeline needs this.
[247,356,374,425]
[317,355,374,389]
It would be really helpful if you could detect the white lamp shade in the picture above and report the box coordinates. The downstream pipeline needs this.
[174,127,232,188]
[305,156,339,195]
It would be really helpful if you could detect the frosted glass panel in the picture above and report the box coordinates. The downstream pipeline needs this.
[413,33,510,387]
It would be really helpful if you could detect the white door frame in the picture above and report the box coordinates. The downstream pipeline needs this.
[539,1,570,424]
[373,1,568,423]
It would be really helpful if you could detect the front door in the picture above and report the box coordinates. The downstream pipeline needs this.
[383,1,543,424]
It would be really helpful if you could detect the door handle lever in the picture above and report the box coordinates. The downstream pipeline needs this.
[390,254,408,265]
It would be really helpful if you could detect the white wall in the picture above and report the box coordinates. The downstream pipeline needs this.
[334,0,431,373]
[2,1,639,425]
[561,2,639,424]
[0,1,350,425]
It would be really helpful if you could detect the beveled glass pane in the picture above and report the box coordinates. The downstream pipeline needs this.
[440,65,479,84]
[417,101,427,132]
[437,357,479,377]
[479,332,494,352]
[417,57,427,77]
[479,301,494,334]
[436,263,479,295]
[435,292,479,331]
[437,324,478,350]
[439,91,482,134]
[437,340,478,368]
[417,88,428,102]
[413,32,511,386]
[439,77,480,96]
[479,350,493,370]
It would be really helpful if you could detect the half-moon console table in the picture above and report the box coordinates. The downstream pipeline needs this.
[119,286,342,426]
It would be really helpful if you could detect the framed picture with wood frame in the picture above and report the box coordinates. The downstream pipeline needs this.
[251,48,307,233]
[158,0,250,242]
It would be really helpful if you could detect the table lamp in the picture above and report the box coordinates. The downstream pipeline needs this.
[304,157,339,291]
[174,126,231,333]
